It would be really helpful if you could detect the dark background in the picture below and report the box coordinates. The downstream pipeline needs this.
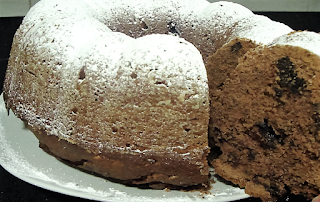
[0,12,319,202]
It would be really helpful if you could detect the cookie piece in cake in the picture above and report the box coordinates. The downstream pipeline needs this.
[210,31,320,201]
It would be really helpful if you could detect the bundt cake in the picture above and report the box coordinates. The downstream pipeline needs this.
[210,31,320,201]
[3,0,240,188]
[3,0,320,201]
[3,3,211,188]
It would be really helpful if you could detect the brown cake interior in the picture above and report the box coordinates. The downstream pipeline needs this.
[209,44,320,201]
[206,38,258,93]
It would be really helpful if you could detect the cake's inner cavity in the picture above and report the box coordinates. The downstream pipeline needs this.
[254,119,287,149]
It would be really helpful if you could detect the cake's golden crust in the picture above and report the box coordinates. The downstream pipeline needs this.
[210,45,320,201]
[26,123,209,187]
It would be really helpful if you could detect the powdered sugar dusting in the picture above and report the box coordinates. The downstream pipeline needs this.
[199,1,253,24]
[189,1,254,61]
[229,15,293,44]
[269,31,320,57]
[118,34,207,88]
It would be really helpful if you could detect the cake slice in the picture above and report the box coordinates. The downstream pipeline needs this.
[206,15,293,92]
[210,31,320,201]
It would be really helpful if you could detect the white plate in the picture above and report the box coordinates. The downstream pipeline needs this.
[0,97,249,202]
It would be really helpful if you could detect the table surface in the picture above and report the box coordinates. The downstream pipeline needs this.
[0,12,319,202]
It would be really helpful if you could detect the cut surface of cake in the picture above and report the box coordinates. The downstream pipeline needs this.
[210,31,320,201]
[206,14,293,92]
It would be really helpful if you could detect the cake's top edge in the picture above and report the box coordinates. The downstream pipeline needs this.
[269,31,320,57]
[230,14,293,45]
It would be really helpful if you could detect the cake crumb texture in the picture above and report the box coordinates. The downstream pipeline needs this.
[210,31,320,201]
